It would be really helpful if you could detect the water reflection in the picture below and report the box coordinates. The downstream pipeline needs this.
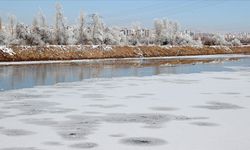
[0,57,250,91]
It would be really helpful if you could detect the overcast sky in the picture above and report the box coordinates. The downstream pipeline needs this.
[0,0,249,33]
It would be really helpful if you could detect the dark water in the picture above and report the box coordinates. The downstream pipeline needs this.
[0,56,250,91]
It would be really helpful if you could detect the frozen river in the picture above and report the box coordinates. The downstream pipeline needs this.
[1,54,250,91]
[0,55,250,150]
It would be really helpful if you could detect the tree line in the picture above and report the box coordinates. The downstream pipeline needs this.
[0,3,245,47]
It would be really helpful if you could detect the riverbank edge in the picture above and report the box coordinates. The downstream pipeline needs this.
[1,45,250,62]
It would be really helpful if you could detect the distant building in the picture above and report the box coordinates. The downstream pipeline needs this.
[121,28,150,37]
[225,32,250,40]
[120,28,132,36]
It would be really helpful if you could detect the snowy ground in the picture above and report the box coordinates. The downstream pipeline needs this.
[0,46,15,56]
[0,65,250,150]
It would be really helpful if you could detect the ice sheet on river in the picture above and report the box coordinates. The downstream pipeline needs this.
[0,67,250,150]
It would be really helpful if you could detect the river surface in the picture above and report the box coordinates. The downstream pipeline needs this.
[0,55,250,150]
[1,55,250,91]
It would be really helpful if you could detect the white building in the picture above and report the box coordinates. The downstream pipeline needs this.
[121,28,150,37]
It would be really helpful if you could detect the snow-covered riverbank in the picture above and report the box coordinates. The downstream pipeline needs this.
[1,45,250,62]
[0,64,250,150]
[0,54,249,66]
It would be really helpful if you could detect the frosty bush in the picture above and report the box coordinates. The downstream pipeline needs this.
[154,18,201,46]
[176,34,202,47]
[103,27,121,45]
[212,34,231,46]
[231,38,242,46]
[14,23,44,46]
[0,32,5,45]
[32,11,53,45]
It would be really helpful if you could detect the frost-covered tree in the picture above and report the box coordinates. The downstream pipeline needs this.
[160,20,180,45]
[4,3,245,47]
[54,3,68,45]
[32,17,39,30]
[67,25,77,45]
[154,19,165,44]
[8,15,16,36]
[0,17,2,32]
[31,10,52,45]
[76,11,88,45]
[0,17,4,45]
[124,22,147,45]
[38,10,47,28]
[13,23,27,45]
[103,27,121,45]
[142,31,155,45]
[231,38,242,46]
[119,29,128,45]
[212,34,231,46]
[176,34,202,46]
[90,14,104,45]
[154,19,180,45]
[1,15,17,45]
[131,22,142,45]
[154,18,202,46]
[0,28,6,45]
[0,33,5,45]
[39,11,53,44]
[12,22,44,46]
[166,21,179,36]
[31,22,45,45]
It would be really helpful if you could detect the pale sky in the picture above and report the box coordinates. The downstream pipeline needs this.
[0,0,249,33]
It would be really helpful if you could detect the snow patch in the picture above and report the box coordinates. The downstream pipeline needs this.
[0,46,15,55]
[102,45,113,51]
[91,45,99,49]
[89,45,113,51]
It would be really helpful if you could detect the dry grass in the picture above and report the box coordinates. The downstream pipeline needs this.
[1,45,250,62]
